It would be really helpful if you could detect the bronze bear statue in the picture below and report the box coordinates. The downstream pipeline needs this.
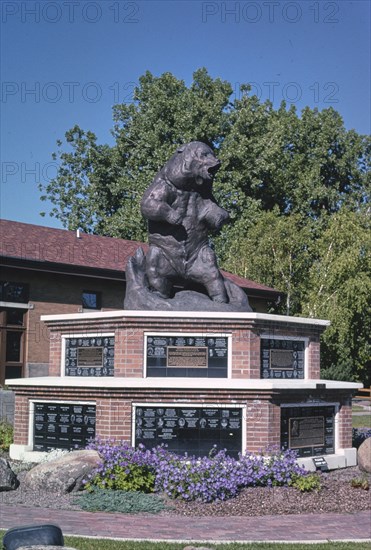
[140,141,229,303]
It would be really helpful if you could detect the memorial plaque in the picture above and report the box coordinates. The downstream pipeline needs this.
[33,402,96,451]
[167,347,208,368]
[289,416,324,448]
[261,339,305,379]
[281,405,334,457]
[77,347,103,367]
[135,405,242,458]
[65,336,114,377]
[270,350,294,370]
[146,335,228,377]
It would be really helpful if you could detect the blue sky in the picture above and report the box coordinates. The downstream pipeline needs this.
[1,0,370,229]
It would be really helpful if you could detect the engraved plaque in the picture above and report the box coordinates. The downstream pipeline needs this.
[261,338,305,379]
[78,347,103,367]
[281,406,334,457]
[65,336,114,376]
[146,334,228,377]
[167,347,208,368]
[135,406,242,458]
[289,416,325,448]
[33,402,96,452]
[270,349,294,370]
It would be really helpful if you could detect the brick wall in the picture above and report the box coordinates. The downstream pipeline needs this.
[46,315,324,380]
[13,394,30,445]
[11,385,355,456]
[337,397,353,449]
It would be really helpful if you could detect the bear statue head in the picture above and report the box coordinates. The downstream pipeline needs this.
[163,141,221,190]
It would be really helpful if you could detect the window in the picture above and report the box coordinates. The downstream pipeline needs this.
[6,309,24,326]
[0,281,29,303]
[6,331,22,362]
[0,308,27,385]
[82,291,101,310]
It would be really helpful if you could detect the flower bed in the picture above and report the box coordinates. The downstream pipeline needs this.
[84,440,310,503]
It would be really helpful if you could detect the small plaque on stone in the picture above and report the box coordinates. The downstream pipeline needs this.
[312,456,329,471]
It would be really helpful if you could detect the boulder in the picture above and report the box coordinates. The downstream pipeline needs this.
[0,457,19,491]
[23,450,101,494]
[358,437,371,472]
[183,547,214,550]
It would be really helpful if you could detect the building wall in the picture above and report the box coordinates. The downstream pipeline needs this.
[1,267,125,381]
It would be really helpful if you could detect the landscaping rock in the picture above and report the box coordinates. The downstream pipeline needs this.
[0,457,19,491]
[183,547,214,550]
[23,450,102,494]
[358,437,371,472]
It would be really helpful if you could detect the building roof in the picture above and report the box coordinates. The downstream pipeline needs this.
[0,219,281,298]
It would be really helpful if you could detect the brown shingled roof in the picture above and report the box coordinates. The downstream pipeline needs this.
[0,219,281,296]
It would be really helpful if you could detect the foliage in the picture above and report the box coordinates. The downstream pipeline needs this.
[352,414,371,429]
[303,207,371,384]
[40,68,371,383]
[0,421,13,452]
[85,439,309,503]
[75,488,166,513]
[221,209,314,315]
[353,426,368,445]
[89,462,155,492]
[350,476,369,491]
[84,439,156,493]
[289,473,321,492]
[352,428,371,448]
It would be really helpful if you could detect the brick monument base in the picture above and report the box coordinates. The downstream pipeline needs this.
[8,310,361,471]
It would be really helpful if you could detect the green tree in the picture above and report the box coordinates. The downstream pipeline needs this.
[221,209,314,315]
[303,207,371,384]
[41,70,370,240]
[41,69,232,240]
[40,69,370,383]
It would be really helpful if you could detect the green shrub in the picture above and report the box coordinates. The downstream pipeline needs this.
[289,473,321,492]
[87,463,155,493]
[0,421,13,452]
[75,488,166,514]
[351,476,369,491]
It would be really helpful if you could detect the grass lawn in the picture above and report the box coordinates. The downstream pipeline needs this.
[1,532,371,549]
[352,406,368,412]
[62,541,371,550]
[352,414,371,429]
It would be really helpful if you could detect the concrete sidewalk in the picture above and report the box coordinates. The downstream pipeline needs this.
[0,505,370,543]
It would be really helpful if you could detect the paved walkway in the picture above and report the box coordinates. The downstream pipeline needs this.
[0,505,370,543]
